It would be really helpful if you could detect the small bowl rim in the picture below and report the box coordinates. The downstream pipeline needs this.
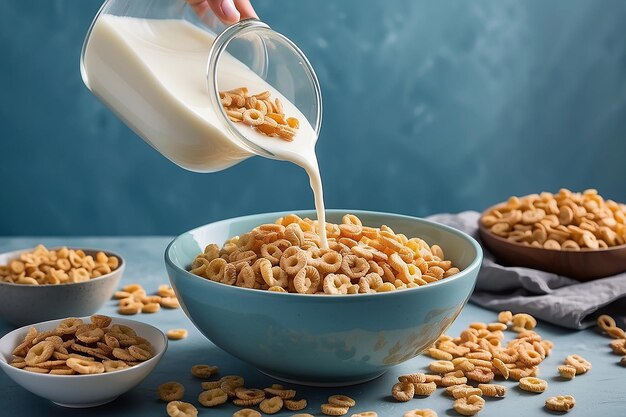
[0,247,125,288]
[478,205,626,253]
[165,208,483,300]
[0,316,167,379]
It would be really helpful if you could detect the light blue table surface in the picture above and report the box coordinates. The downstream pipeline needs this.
[0,237,624,416]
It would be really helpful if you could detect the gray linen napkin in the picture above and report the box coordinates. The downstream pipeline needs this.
[427,211,626,330]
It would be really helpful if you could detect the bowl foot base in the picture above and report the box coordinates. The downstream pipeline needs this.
[52,397,118,408]
[258,369,386,387]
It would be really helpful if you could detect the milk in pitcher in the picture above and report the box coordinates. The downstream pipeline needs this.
[82,16,328,247]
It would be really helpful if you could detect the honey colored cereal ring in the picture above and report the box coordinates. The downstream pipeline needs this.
[198,388,228,407]
[167,329,188,340]
[453,395,485,416]
[564,354,592,374]
[25,341,54,366]
[280,246,307,275]
[328,394,356,407]
[56,318,83,335]
[235,388,265,401]
[477,383,506,397]
[403,410,437,417]
[232,409,262,417]
[413,382,437,396]
[166,401,198,417]
[112,347,135,361]
[391,382,414,402]
[558,365,576,379]
[428,360,454,373]
[102,360,129,372]
[518,376,547,393]
[498,311,513,324]
[606,326,626,339]
[398,372,426,383]
[445,384,472,397]
[440,373,468,387]
[142,302,161,313]
[597,314,617,331]
[451,387,483,399]
[318,251,343,274]
[427,347,453,361]
[90,314,112,328]
[128,344,152,361]
[260,396,284,414]
[492,358,509,379]
[294,265,321,294]
[242,109,264,126]
[191,364,219,378]
[158,382,185,401]
[321,403,349,416]
[158,284,177,297]
[12,327,38,356]
[66,357,105,374]
[545,395,575,412]
[284,399,307,411]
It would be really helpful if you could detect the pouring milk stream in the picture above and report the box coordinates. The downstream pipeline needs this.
[82,14,328,248]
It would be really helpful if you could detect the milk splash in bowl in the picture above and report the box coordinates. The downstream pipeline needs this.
[81,4,328,247]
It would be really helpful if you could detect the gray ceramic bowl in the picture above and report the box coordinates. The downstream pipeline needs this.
[0,248,124,327]
[166,210,482,386]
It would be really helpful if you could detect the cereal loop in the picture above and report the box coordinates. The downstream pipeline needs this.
[166,401,198,417]
[158,382,185,401]
[545,395,576,412]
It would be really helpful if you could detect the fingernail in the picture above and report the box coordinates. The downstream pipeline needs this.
[221,0,240,23]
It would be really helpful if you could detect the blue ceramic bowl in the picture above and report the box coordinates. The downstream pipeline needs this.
[165,210,482,386]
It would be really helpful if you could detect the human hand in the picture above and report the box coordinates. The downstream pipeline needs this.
[187,0,258,24]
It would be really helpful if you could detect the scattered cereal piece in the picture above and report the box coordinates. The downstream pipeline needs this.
[167,329,188,340]
[166,401,198,417]
[351,412,378,417]
[321,403,350,416]
[453,395,485,416]
[564,354,592,374]
[328,395,356,407]
[198,388,228,407]
[498,311,513,324]
[191,364,219,378]
[477,383,506,397]
[391,382,414,402]
[284,399,307,411]
[558,365,577,379]
[413,382,437,396]
[158,382,185,401]
[545,395,576,412]
[260,396,284,414]
[518,377,548,393]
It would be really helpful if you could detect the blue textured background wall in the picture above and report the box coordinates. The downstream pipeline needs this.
[1,0,625,235]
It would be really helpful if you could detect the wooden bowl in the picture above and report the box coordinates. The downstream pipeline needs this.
[478,220,626,281]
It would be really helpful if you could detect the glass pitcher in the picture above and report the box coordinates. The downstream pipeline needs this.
[80,0,322,172]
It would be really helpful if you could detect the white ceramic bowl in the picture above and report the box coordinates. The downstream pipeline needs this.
[0,317,167,408]
[0,247,125,327]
